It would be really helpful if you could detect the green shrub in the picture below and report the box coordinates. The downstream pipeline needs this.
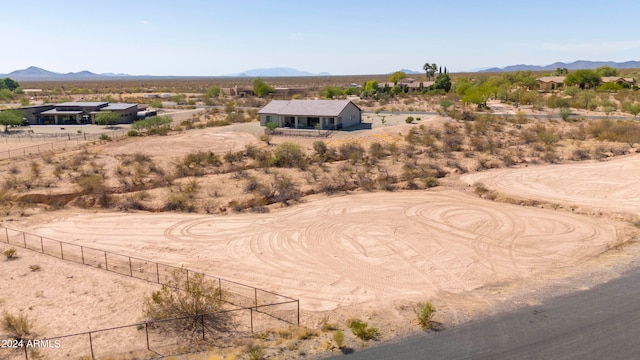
[99,134,112,141]
[127,130,139,137]
[405,116,414,124]
[348,319,378,340]
[414,301,436,330]
[272,142,307,169]
[333,330,345,348]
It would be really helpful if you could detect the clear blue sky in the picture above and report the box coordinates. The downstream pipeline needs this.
[2,0,639,76]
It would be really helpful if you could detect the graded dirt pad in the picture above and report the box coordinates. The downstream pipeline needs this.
[461,154,640,216]
[19,189,620,315]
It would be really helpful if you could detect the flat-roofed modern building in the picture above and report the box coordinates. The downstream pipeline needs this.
[19,101,139,125]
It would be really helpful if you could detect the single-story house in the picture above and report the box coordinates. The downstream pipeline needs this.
[258,99,362,130]
[379,78,433,93]
[601,77,636,87]
[19,101,139,125]
[536,76,566,91]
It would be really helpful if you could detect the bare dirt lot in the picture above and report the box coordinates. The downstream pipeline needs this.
[17,188,623,315]
[461,154,640,216]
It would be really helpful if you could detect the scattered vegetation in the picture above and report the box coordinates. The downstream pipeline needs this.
[2,312,33,340]
[2,247,17,260]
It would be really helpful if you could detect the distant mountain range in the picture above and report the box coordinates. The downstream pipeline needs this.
[0,66,133,81]
[0,66,332,80]
[222,67,330,77]
[480,60,640,72]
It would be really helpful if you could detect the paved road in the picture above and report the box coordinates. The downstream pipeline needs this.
[332,266,640,360]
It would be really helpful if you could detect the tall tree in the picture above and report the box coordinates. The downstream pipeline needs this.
[389,71,408,83]
[0,78,20,91]
[565,69,601,90]
[94,111,121,126]
[252,78,274,97]
[423,62,436,80]
[432,73,452,92]
[0,109,24,132]
[595,66,619,77]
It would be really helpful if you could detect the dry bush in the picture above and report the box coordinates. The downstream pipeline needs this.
[272,142,308,169]
[414,301,436,330]
[2,312,32,341]
[144,270,231,334]
[2,247,18,260]
[165,193,196,212]
[338,142,366,164]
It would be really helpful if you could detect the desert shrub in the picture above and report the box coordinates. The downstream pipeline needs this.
[338,142,366,164]
[368,142,386,160]
[422,177,439,188]
[76,174,105,195]
[559,107,572,121]
[29,264,41,272]
[571,148,591,161]
[247,345,266,360]
[2,247,17,260]
[127,130,139,137]
[165,193,195,212]
[405,116,414,124]
[377,172,397,191]
[183,151,222,167]
[333,330,345,348]
[99,134,112,141]
[266,174,302,204]
[348,319,378,341]
[414,301,436,330]
[223,151,244,165]
[2,312,32,340]
[272,142,307,169]
[144,270,230,334]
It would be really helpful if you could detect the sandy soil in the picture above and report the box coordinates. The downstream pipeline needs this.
[461,154,640,217]
[16,189,621,315]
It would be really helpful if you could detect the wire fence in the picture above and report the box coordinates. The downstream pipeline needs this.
[0,225,300,360]
[268,128,333,138]
[0,129,129,161]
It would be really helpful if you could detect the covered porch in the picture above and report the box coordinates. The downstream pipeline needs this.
[280,115,343,130]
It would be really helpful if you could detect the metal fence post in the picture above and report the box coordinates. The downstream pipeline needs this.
[81,246,85,264]
[129,257,133,277]
[24,345,28,360]
[4,227,8,243]
[156,263,160,283]
[89,332,95,360]
[145,322,150,350]
[23,231,26,248]
[255,288,258,309]
[250,308,254,333]
[60,241,64,259]
[219,278,222,302]
[40,236,44,254]
[297,300,300,326]
[105,252,108,271]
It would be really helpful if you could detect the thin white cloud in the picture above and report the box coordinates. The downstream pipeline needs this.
[141,20,150,26]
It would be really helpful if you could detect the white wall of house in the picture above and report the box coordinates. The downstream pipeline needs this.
[338,102,362,128]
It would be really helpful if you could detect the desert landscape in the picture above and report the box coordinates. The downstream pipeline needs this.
[2,72,640,360]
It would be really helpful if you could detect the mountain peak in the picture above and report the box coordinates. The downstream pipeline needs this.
[224,67,330,77]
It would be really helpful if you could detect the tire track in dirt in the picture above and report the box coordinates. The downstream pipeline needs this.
[23,189,619,310]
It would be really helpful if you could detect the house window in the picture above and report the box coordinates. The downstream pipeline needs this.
[266,115,272,122]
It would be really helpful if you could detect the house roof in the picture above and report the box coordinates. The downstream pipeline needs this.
[40,109,83,115]
[258,100,361,117]
[55,101,108,107]
[102,103,137,111]
[601,76,635,83]
[536,76,566,83]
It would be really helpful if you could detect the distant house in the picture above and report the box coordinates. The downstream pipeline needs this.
[20,101,138,125]
[536,76,566,91]
[601,76,636,87]
[258,100,362,130]
[379,78,433,93]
